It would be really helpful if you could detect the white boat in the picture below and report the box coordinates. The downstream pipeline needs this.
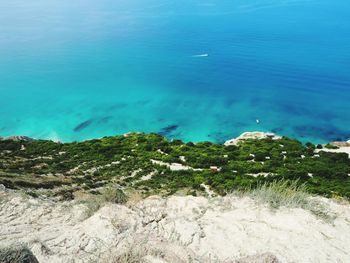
[192,54,209,57]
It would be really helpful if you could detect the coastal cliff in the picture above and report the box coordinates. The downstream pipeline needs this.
[0,132,350,262]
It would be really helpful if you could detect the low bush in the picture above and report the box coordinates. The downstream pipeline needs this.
[0,245,39,263]
[83,187,128,218]
[102,188,128,204]
[1,133,349,199]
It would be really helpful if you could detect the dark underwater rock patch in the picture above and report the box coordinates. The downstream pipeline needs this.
[108,103,127,110]
[277,102,312,116]
[249,96,264,106]
[73,119,93,132]
[136,100,150,106]
[224,98,237,107]
[271,127,284,134]
[158,125,178,136]
[208,132,229,144]
[97,116,112,124]
[315,111,338,122]
[293,125,350,141]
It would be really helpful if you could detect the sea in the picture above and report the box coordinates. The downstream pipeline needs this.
[1,0,350,143]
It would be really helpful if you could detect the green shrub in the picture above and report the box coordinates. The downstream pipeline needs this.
[100,187,128,204]
[0,245,39,263]
[1,133,349,199]
[325,144,339,149]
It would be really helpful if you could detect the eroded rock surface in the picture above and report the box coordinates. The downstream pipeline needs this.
[224,132,282,146]
[1,191,350,263]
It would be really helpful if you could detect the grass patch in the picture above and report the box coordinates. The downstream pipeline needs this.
[113,242,150,263]
[111,237,166,263]
[82,187,128,218]
[102,187,128,204]
[248,180,310,208]
[242,180,335,222]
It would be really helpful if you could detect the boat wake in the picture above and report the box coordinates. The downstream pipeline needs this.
[192,53,209,58]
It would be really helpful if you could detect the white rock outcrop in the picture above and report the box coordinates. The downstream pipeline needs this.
[1,191,350,262]
[1,136,33,142]
[224,132,282,146]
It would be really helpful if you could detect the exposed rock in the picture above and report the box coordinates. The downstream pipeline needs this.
[247,172,275,178]
[1,192,349,263]
[3,136,34,142]
[151,159,203,171]
[224,132,282,146]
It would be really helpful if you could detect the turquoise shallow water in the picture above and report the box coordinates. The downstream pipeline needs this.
[1,0,350,143]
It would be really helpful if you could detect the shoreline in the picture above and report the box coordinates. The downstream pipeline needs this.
[1,131,349,199]
[1,132,350,157]
[1,131,350,145]
[1,131,350,262]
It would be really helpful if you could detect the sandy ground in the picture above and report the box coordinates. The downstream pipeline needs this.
[1,189,350,263]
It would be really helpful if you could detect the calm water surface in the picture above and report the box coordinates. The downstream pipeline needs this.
[1,0,350,143]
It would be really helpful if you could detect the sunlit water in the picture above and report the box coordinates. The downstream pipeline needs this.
[1,0,350,143]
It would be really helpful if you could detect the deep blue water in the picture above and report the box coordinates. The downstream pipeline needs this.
[1,0,350,143]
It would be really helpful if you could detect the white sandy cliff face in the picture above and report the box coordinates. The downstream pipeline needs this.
[1,189,350,263]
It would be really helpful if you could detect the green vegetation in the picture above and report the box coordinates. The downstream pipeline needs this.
[324,143,339,150]
[0,133,349,199]
[0,245,39,263]
[102,187,128,204]
[245,180,311,209]
[82,187,129,218]
[239,180,334,221]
